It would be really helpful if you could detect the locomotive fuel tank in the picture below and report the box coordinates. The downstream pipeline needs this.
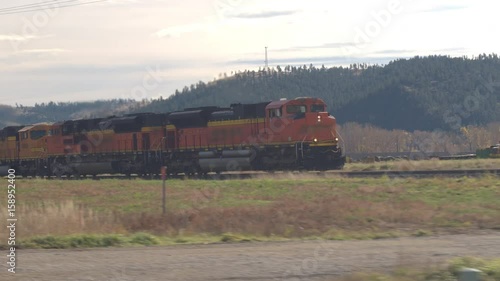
[0,165,11,177]
[198,149,253,172]
[69,162,115,176]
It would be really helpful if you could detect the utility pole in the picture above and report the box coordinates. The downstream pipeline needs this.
[265,46,268,70]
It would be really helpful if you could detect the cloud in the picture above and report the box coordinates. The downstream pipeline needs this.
[418,5,468,13]
[105,0,140,4]
[367,48,468,58]
[5,59,200,76]
[155,22,216,38]
[0,48,68,66]
[431,47,468,53]
[270,42,358,53]
[16,48,68,54]
[227,55,405,66]
[0,34,43,41]
[230,9,299,19]
[371,49,415,55]
[154,9,300,38]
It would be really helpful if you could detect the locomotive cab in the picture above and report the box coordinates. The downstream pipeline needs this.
[265,98,339,145]
[0,126,23,160]
[265,97,344,169]
[18,123,53,159]
[16,123,54,176]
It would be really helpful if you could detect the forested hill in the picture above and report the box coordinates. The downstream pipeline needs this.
[141,55,500,131]
[0,99,141,128]
[2,55,499,132]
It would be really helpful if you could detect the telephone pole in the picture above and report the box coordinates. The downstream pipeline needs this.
[265,46,268,69]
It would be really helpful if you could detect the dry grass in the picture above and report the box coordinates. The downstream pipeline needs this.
[0,175,499,247]
[345,158,500,171]
[16,200,125,237]
[332,257,500,281]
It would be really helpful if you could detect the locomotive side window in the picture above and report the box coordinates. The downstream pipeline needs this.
[269,108,282,118]
[48,129,60,136]
[287,105,306,114]
[311,104,325,112]
[30,130,47,140]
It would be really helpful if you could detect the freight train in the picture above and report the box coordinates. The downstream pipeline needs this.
[0,97,345,177]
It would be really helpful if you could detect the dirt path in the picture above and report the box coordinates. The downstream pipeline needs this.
[3,233,500,281]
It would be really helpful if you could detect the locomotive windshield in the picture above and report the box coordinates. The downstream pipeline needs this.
[30,130,47,140]
[287,105,306,114]
[269,108,282,118]
[311,104,325,112]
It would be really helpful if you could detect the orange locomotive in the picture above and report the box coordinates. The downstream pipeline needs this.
[0,97,345,177]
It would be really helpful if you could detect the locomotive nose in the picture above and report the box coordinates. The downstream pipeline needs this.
[306,112,338,142]
[306,112,330,125]
[318,112,330,120]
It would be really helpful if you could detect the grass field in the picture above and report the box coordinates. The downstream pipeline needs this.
[1,172,499,249]
[335,257,500,281]
[344,158,500,171]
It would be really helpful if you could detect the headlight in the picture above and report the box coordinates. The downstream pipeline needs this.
[335,137,339,142]
[313,138,318,143]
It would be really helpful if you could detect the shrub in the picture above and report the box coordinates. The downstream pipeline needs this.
[128,232,159,246]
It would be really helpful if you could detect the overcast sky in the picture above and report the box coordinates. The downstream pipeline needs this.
[0,0,498,106]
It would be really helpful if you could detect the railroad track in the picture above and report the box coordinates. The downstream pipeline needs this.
[209,168,500,179]
[331,168,500,178]
[16,168,500,180]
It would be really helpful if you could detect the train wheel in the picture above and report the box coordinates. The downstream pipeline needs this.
[52,162,69,179]
[39,167,50,179]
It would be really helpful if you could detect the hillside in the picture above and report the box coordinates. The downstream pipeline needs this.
[0,99,141,128]
[141,54,500,131]
[2,55,500,132]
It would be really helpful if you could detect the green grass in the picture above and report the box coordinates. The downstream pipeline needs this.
[17,176,498,213]
[345,158,500,172]
[20,234,129,249]
[11,232,282,249]
[334,257,500,281]
[1,174,499,248]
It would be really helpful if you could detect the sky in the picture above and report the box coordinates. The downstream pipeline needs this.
[0,0,499,106]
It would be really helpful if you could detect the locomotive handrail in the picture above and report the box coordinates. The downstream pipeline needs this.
[159,137,167,151]
[151,138,163,151]
[300,134,308,159]
[334,130,346,157]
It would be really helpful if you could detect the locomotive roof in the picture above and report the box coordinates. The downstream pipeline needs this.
[0,125,24,137]
[267,97,326,109]
[266,100,289,109]
[18,123,53,132]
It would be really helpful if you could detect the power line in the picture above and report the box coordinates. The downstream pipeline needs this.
[0,0,107,14]
[0,0,77,12]
[0,0,107,15]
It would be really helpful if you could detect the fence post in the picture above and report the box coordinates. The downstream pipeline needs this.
[458,268,481,281]
[161,166,167,214]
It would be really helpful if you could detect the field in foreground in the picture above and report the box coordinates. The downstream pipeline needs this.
[2,235,499,281]
[1,174,499,248]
